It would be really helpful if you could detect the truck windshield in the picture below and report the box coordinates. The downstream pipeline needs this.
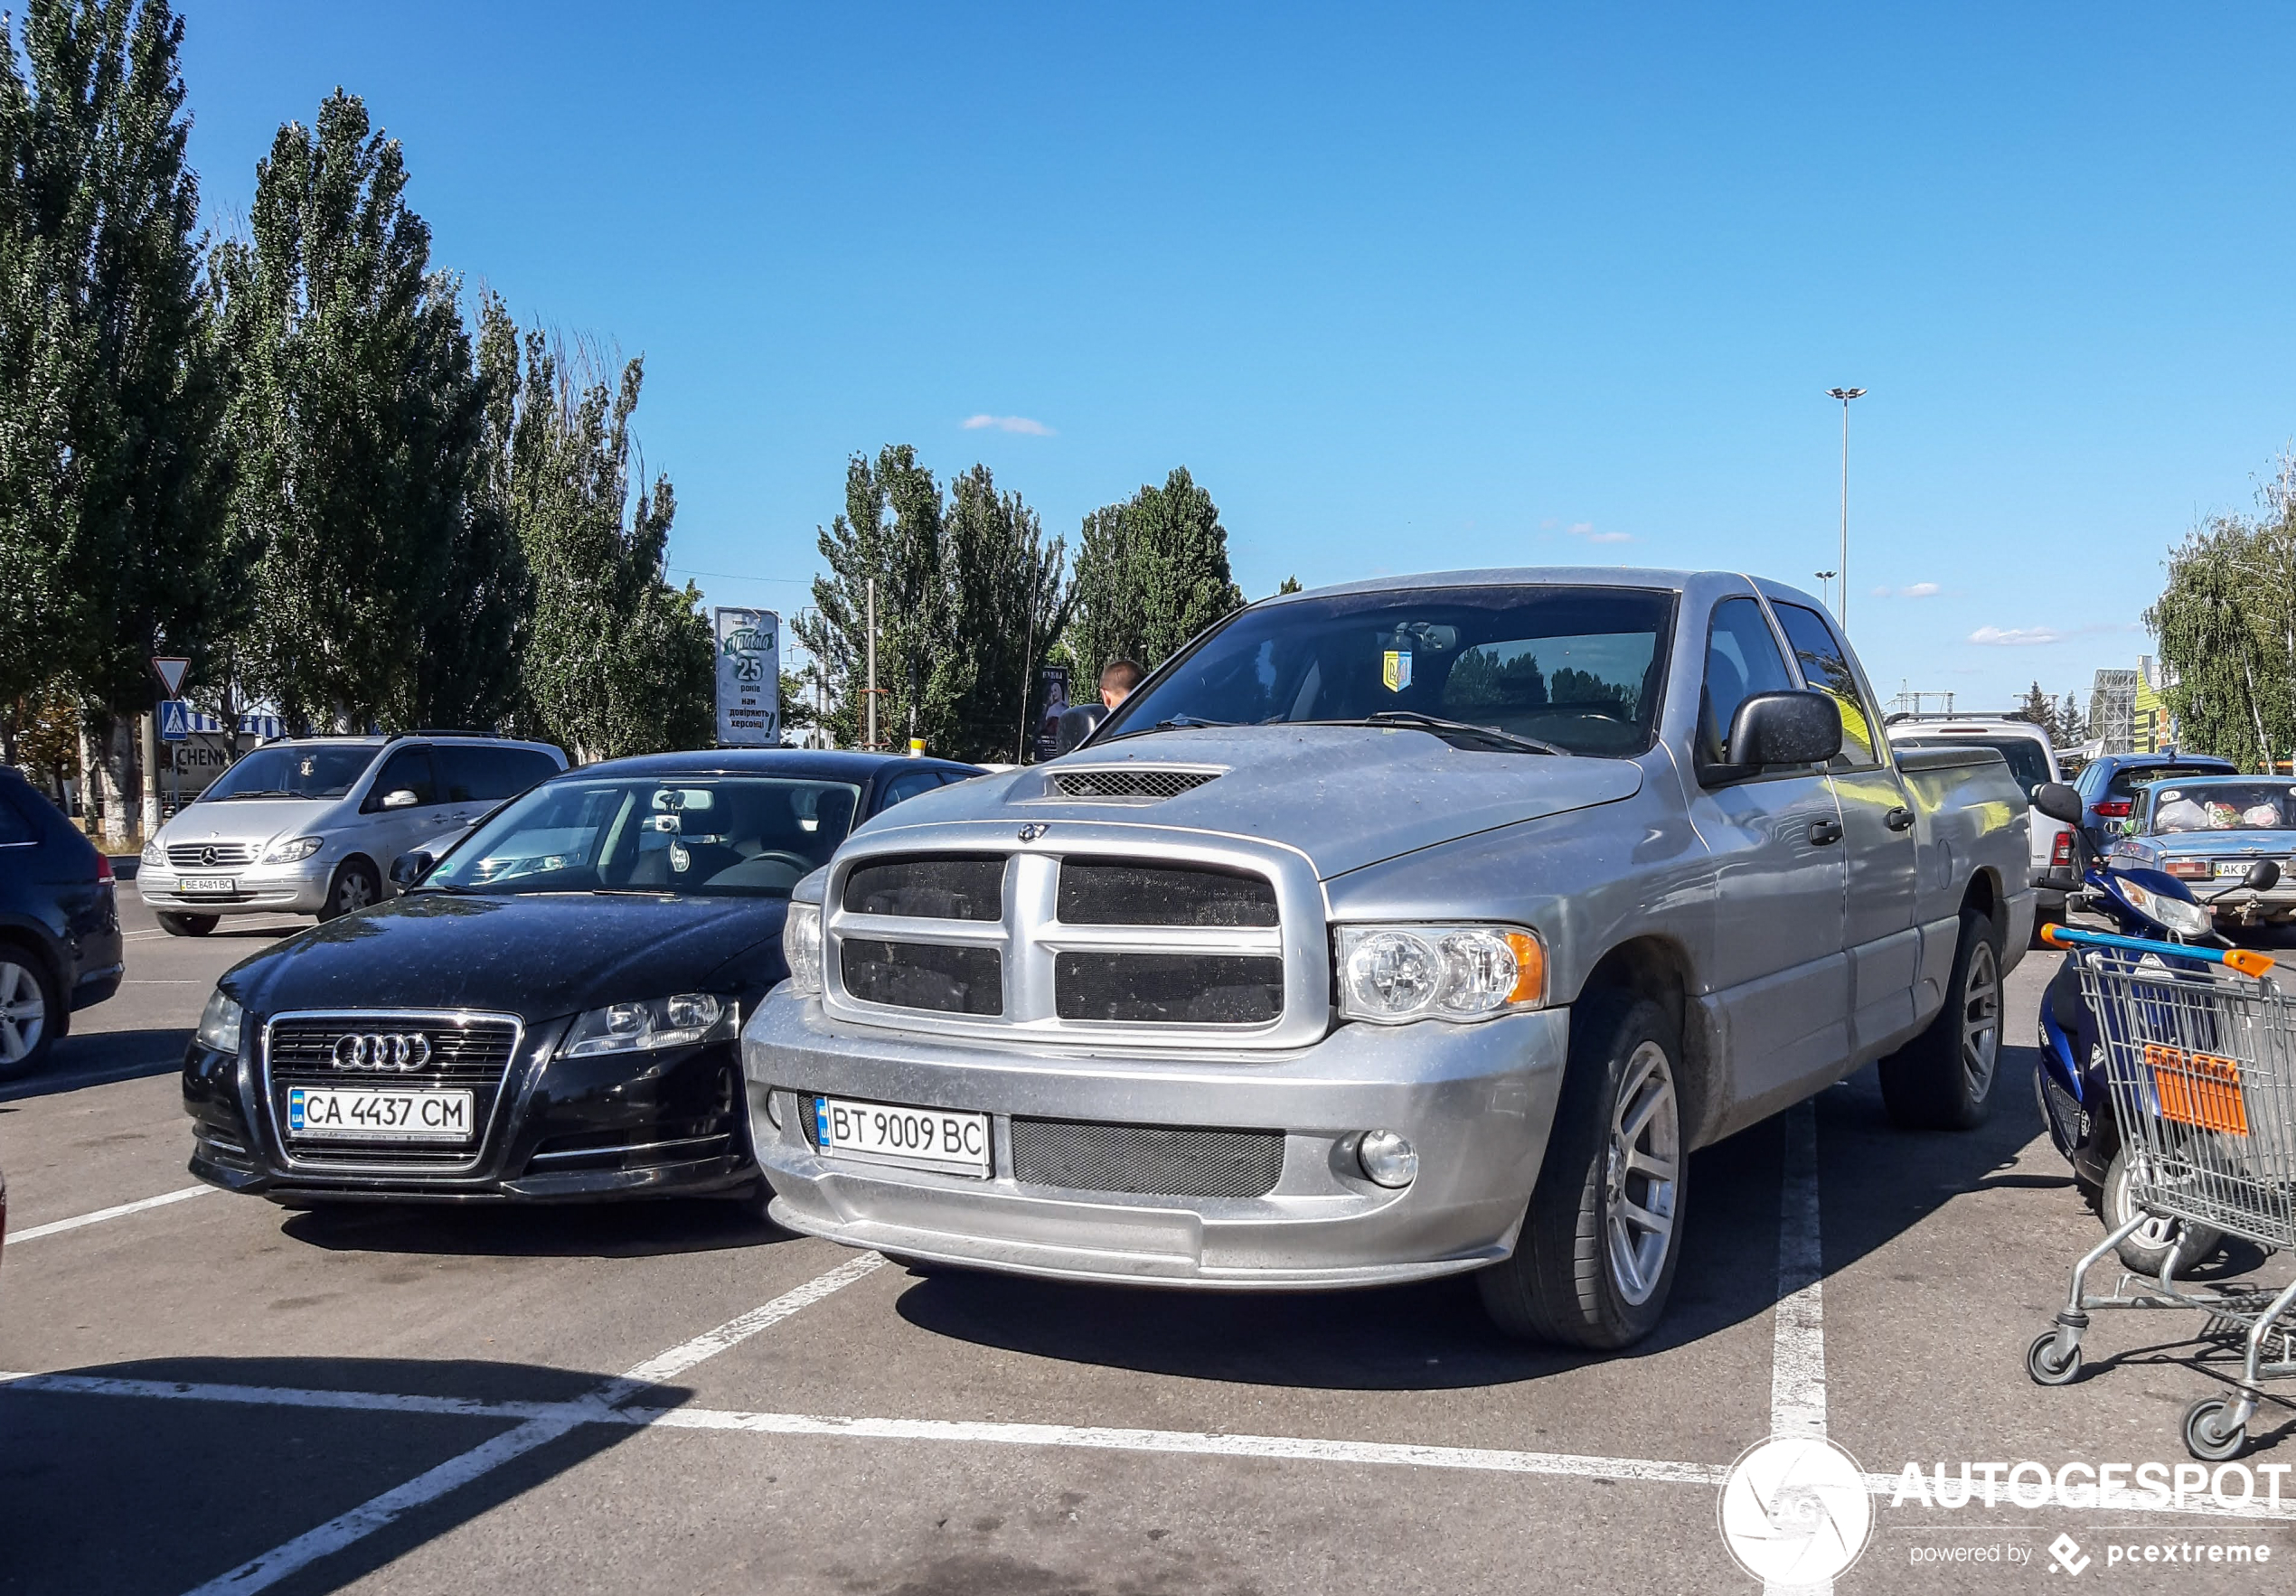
[1100,585,1676,757]
[200,744,379,801]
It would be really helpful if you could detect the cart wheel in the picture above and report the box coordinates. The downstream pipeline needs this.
[2027,1331,2083,1386]
[2183,1397,2248,1462]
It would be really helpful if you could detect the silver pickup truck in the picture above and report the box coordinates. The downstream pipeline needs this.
[741,568,2032,1347]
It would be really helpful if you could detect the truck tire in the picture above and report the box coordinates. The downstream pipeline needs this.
[1878,907,2003,1131]
[1478,990,1686,1349]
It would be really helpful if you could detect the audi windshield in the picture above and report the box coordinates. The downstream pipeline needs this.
[200,744,380,801]
[420,775,863,898]
[1098,585,1677,757]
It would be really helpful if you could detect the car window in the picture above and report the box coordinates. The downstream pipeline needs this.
[1895,735,2052,796]
[1699,597,1798,764]
[363,746,438,812]
[2148,781,2296,832]
[878,771,944,810]
[0,789,39,845]
[2108,763,2232,800]
[201,744,379,802]
[436,745,560,803]
[1772,603,1881,767]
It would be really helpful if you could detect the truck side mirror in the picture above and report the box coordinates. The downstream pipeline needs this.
[390,850,434,890]
[2031,782,2084,826]
[1727,690,1842,768]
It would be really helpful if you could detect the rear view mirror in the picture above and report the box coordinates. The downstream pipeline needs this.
[2031,782,2084,826]
[2245,859,2282,893]
[1727,690,1842,768]
[381,789,419,810]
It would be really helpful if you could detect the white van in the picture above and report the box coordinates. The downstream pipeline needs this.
[136,735,566,935]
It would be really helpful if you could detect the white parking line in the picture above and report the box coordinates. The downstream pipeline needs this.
[1767,1098,1830,1596]
[5,1185,212,1245]
[173,1253,883,1596]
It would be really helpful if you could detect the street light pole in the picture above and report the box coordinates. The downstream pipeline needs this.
[1825,388,1866,628]
[1814,569,1837,613]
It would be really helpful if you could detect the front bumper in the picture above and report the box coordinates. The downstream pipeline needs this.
[741,992,1569,1289]
[139,859,331,916]
[182,1019,757,1203]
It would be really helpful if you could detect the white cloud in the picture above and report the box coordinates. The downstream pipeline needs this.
[1901,581,1941,598]
[1968,624,2065,646]
[1565,521,1633,544]
[962,414,1054,436]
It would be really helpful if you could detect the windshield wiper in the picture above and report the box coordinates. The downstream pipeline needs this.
[221,788,300,799]
[1099,713,1237,745]
[1310,712,1566,756]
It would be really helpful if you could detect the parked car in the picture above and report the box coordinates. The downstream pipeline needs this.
[180,749,981,1206]
[0,766,124,1078]
[742,568,2033,1348]
[2071,751,2235,852]
[2103,774,2296,933]
[137,734,567,935]
[1886,715,2072,934]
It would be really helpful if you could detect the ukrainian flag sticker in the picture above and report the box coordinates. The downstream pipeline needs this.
[1382,650,1413,691]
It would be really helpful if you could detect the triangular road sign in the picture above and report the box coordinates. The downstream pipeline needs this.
[153,656,190,696]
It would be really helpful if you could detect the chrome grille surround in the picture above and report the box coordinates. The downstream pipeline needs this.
[168,841,259,868]
[260,1008,525,1176]
[1043,765,1222,803]
[818,820,1330,1051]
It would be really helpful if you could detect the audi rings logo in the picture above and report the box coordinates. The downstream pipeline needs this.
[331,1031,433,1071]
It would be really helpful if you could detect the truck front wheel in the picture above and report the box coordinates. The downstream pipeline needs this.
[1478,990,1686,1349]
[1878,907,2003,1131]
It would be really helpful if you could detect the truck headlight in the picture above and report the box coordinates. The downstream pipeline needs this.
[264,836,324,865]
[563,993,734,1057]
[1335,924,1545,1024]
[195,990,243,1056]
[785,902,824,997]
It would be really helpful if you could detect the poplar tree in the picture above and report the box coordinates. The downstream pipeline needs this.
[1068,466,1244,677]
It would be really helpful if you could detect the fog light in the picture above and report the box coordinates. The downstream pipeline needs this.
[764,1087,784,1129]
[1357,1129,1417,1188]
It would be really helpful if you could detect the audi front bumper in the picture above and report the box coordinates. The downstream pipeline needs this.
[740,990,1569,1289]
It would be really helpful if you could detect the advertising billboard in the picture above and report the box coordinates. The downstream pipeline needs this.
[714,607,781,746]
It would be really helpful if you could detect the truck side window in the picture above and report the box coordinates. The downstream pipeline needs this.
[1773,603,1882,767]
[1701,597,1797,764]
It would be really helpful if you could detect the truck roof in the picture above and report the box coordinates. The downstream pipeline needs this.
[1272,566,1826,615]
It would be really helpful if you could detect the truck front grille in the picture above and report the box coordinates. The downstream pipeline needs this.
[1012,1118,1284,1198]
[1053,952,1284,1024]
[842,855,1005,921]
[1058,859,1276,927]
[840,939,1003,1016]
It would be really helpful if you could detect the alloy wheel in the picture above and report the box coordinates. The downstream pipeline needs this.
[1603,1039,1680,1306]
[337,871,375,913]
[0,959,47,1066]
[1960,940,2001,1101]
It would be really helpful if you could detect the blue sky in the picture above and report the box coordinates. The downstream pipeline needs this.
[177,3,2296,710]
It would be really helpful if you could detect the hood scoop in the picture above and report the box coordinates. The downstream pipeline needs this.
[1046,766,1223,803]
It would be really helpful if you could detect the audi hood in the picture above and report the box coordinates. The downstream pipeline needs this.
[218,891,793,1021]
[852,725,1645,878]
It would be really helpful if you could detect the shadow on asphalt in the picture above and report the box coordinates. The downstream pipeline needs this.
[0,1028,193,1103]
[888,1052,2040,1391]
[278,1195,794,1260]
[0,1356,686,1596]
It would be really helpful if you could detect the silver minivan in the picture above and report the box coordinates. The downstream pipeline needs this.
[137,735,567,935]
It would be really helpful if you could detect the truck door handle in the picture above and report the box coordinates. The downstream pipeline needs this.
[1809,818,1844,846]
[1885,805,1915,831]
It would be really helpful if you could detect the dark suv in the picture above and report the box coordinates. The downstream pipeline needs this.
[0,767,125,1077]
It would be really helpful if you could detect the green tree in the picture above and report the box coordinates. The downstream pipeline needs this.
[1276,575,1303,596]
[213,89,511,732]
[2147,474,2296,770]
[483,301,710,759]
[943,464,1073,763]
[2012,681,2053,728]
[1068,466,1244,677]
[0,0,222,766]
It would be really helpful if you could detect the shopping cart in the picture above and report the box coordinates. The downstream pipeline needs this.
[2025,924,2296,1461]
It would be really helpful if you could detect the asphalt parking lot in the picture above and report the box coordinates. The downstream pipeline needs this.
[6,891,2296,1595]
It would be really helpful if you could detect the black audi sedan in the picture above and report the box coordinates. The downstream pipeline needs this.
[181,749,981,1204]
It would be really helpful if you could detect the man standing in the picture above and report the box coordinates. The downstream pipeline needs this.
[1055,659,1144,755]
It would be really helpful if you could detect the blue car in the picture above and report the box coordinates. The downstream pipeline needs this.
[0,766,125,1077]
[2071,751,2235,850]
[2103,773,2296,934]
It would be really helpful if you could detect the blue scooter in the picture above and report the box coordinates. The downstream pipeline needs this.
[2027,781,2281,1273]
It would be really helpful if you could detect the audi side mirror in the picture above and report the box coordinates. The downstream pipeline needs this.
[2031,782,2084,826]
[1727,690,1842,769]
[381,789,420,810]
[390,850,434,890]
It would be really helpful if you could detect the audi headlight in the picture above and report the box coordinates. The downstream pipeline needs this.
[563,993,734,1057]
[784,902,824,997]
[195,990,243,1056]
[2120,879,2210,937]
[140,838,165,867]
[1335,924,1546,1024]
[264,835,323,865]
